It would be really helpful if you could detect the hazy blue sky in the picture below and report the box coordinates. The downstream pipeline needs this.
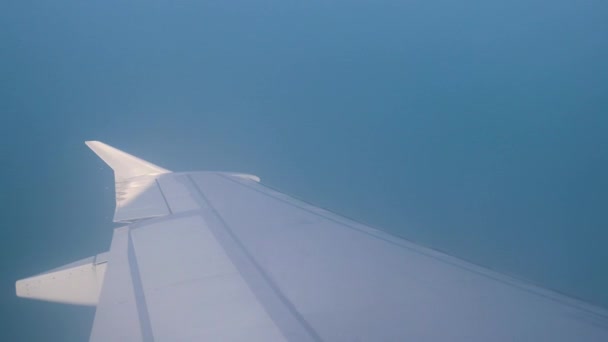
[2,0,607,340]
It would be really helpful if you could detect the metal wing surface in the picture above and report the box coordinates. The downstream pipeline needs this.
[16,141,608,341]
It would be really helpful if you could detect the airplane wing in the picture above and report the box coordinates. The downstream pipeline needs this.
[16,141,608,341]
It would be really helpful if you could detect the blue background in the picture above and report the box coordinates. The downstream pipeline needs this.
[1,1,607,340]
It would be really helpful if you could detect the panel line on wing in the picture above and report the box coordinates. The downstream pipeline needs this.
[154,178,174,216]
[186,175,324,342]
[127,230,155,342]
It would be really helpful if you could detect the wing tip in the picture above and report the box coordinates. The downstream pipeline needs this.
[84,141,108,155]
[84,140,104,149]
[84,140,171,179]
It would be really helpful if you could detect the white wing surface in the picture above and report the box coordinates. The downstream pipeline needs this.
[17,141,608,341]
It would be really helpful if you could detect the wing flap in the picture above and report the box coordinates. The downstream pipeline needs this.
[90,228,145,342]
[113,175,171,222]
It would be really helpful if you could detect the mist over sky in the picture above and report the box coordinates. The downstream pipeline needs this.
[1,0,607,340]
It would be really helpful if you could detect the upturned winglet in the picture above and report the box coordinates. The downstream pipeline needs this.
[85,141,171,180]
[86,141,172,222]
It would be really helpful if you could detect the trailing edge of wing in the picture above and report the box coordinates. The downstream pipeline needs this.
[85,141,170,180]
